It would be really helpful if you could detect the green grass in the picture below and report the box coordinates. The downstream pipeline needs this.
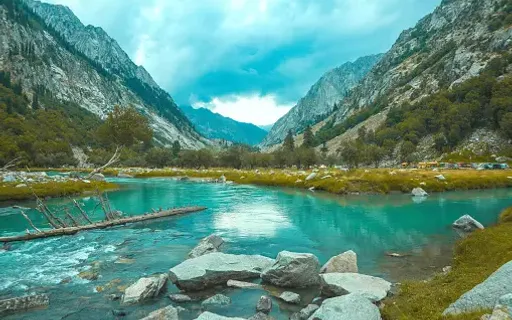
[382,212,512,320]
[0,181,118,201]
[499,207,512,223]
[134,168,512,195]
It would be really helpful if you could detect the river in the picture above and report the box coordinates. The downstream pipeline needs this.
[1,177,511,319]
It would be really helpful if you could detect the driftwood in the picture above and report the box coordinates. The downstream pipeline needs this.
[85,146,121,179]
[0,157,22,172]
[0,206,206,243]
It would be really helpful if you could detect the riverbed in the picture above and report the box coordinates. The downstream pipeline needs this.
[1,177,511,319]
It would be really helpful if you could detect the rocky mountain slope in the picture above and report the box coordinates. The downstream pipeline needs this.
[0,0,206,149]
[261,54,384,147]
[314,0,512,154]
[180,105,268,146]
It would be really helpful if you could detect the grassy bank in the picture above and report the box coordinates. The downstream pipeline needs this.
[382,207,512,320]
[134,168,512,195]
[0,180,118,201]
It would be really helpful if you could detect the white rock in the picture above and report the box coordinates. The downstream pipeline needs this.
[411,187,428,197]
[227,280,261,289]
[202,294,231,307]
[188,234,224,259]
[305,173,317,181]
[320,273,392,302]
[121,274,168,305]
[195,312,246,320]
[452,215,484,233]
[435,174,447,181]
[320,250,358,274]
[279,291,301,304]
[261,251,320,288]
[308,293,381,320]
[15,184,27,188]
[140,305,183,320]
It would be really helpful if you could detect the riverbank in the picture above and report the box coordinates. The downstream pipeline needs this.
[381,207,512,320]
[132,168,512,195]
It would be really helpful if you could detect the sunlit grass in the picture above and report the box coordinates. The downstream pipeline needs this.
[0,181,118,201]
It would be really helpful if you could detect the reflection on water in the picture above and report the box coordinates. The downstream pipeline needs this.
[1,179,512,319]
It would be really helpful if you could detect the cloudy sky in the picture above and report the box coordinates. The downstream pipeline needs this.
[45,0,441,126]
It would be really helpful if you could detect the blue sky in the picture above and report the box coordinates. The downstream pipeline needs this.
[45,0,441,125]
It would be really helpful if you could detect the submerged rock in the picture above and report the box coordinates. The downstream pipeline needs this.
[443,261,512,315]
[169,252,274,291]
[320,250,358,274]
[121,274,168,305]
[261,251,320,288]
[0,294,49,316]
[320,273,391,302]
[227,280,261,289]
[201,294,231,308]
[188,234,224,259]
[278,291,301,304]
[195,311,246,319]
[256,296,272,314]
[169,293,194,303]
[140,305,183,320]
[452,215,484,233]
[308,293,381,320]
[411,187,428,197]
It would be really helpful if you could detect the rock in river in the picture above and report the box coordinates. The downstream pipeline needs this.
[261,251,320,288]
[140,305,183,320]
[320,273,391,302]
[169,293,194,303]
[443,261,512,315]
[169,252,274,291]
[0,294,49,316]
[188,234,224,259]
[227,280,261,289]
[411,187,428,197]
[290,304,319,320]
[195,311,246,320]
[452,214,484,233]
[256,296,272,314]
[121,274,168,305]
[278,291,301,304]
[202,294,231,308]
[307,293,381,320]
[320,250,358,274]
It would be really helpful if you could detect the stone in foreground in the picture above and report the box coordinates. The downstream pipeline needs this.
[121,274,168,305]
[248,312,274,320]
[140,305,183,320]
[256,296,272,314]
[279,291,301,304]
[488,293,512,320]
[202,294,231,308]
[320,250,358,274]
[169,253,274,291]
[169,293,194,303]
[188,234,224,259]
[452,214,485,233]
[195,311,246,320]
[320,273,391,302]
[444,261,512,315]
[308,293,381,320]
[227,280,261,289]
[291,304,319,320]
[261,251,320,288]
[411,187,428,197]
[0,294,49,316]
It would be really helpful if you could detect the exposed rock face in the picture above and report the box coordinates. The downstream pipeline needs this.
[169,253,274,291]
[195,312,246,320]
[319,273,392,302]
[201,294,231,308]
[320,251,358,274]
[261,54,383,147]
[452,215,485,233]
[188,234,224,259]
[140,305,183,320]
[256,296,272,314]
[0,294,49,316]
[121,274,168,305]
[0,1,206,148]
[444,261,512,315]
[261,251,320,288]
[307,293,381,320]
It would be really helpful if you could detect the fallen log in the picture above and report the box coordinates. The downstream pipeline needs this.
[0,206,207,243]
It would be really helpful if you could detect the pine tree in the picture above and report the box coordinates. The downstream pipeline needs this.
[283,130,295,152]
[302,125,315,148]
[172,140,181,157]
[321,142,328,155]
[31,94,39,110]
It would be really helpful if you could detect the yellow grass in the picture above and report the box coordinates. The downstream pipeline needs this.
[0,181,118,201]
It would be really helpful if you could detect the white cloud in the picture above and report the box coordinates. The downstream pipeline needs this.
[193,94,293,125]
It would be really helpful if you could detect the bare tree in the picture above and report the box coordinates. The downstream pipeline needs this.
[85,146,121,179]
[0,157,22,172]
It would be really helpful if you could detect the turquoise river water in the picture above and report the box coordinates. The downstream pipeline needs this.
[1,177,512,319]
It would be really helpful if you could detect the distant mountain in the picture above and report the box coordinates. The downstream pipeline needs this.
[260,54,384,147]
[0,0,206,148]
[259,124,274,132]
[181,105,268,146]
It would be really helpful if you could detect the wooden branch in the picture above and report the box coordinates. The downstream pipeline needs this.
[35,205,60,229]
[0,157,22,172]
[0,206,207,243]
[71,199,92,224]
[20,211,41,233]
[64,208,80,227]
[85,146,121,179]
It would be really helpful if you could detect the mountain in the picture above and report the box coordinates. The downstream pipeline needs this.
[310,0,512,159]
[259,124,274,132]
[181,105,268,146]
[260,54,384,147]
[0,0,206,149]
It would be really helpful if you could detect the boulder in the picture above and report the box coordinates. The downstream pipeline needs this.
[227,280,261,289]
[307,293,381,320]
[320,250,358,274]
[169,253,274,291]
[290,304,319,320]
[141,305,183,320]
[195,312,246,320]
[0,294,49,315]
[320,273,391,302]
[261,251,320,288]
[90,173,106,182]
[256,296,272,314]
[411,187,428,197]
[435,174,447,181]
[168,293,194,303]
[278,291,301,304]
[305,173,317,181]
[488,294,512,320]
[219,175,227,183]
[452,215,484,233]
[202,294,231,308]
[15,184,27,188]
[248,313,274,320]
[188,234,224,259]
[121,274,168,305]
[444,261,512,315]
